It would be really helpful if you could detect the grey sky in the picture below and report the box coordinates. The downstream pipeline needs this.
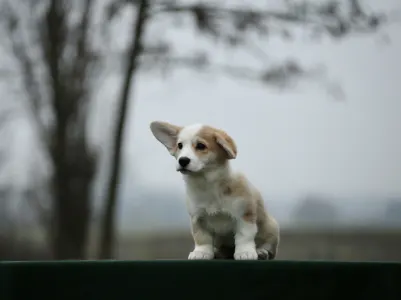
[108,0,401,202]
[4,0,401,219]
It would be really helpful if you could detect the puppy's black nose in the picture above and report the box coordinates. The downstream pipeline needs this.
[178,157,190,167]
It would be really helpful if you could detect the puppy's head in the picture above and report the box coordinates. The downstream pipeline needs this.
[150,121,237,174]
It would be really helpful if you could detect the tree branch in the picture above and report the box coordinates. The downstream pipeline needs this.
[139,52,344,99]
[71,0,94,114]
[2,2,49,148]
[98,0,150,259]
[150,0,384,39]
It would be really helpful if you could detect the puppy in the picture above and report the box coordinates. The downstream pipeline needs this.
[150,121,280,260]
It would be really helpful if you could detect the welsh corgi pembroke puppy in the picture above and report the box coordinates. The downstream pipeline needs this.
[150,121,280,260]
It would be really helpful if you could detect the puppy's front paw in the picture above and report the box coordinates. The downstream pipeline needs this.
[188,250,214,260]
[234,248,258,260]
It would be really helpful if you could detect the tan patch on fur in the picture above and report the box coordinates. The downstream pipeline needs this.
[215,172,280,259]
[243,210,256,223]
[196,126,237,161]
[222,173,257,223]
[215,130,237,159]
[223,185,232,195]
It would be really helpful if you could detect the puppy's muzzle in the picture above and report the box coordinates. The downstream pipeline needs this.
[178,157,190,168]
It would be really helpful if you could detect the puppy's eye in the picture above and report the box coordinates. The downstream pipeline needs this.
[195,142,206,150]
[177,142,183,150]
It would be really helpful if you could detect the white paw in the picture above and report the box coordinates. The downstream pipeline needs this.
[188,251,214,260]
[234,248,258,260]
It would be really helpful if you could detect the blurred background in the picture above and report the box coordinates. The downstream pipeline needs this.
[0,0,400,262]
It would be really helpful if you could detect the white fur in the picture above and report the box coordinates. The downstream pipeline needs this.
[176,123,205,172]
[151,121,262,260]
[188,245,214,260]
[234,220,258,260]
[185,169,258,260]
[177,125,258,260]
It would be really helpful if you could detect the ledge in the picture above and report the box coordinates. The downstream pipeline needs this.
[1,260,400,300]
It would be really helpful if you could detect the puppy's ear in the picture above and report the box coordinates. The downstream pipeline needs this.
[150,121,182,155]
[215,130,237,159]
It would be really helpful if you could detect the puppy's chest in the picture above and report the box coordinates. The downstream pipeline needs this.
[187,188,238,234]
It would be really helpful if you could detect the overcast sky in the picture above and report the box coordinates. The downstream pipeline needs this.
[4,0,401,217]
[105,0,401,203]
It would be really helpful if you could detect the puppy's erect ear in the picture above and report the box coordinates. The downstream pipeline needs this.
[150,121,182,155]
[215,130,237,159]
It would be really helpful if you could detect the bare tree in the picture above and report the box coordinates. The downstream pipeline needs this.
[0,0,100,259]
[98,0,149,259]
[98,0,388,258]
[0,0,390,260]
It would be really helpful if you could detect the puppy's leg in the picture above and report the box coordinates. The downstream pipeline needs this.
[256,217,280,260]
[234,219,258,260]
[256,239,279,260]
[188,217,214,260]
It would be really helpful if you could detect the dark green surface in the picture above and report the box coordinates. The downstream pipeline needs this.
[1,260,400,300]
